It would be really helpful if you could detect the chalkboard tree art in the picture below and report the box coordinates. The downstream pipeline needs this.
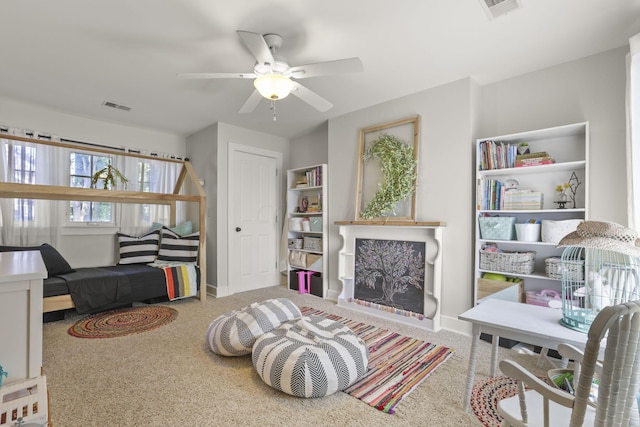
[354,238,425,314]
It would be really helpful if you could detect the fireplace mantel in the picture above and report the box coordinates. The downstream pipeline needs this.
[335,220,446,227]
[335,221,446,331]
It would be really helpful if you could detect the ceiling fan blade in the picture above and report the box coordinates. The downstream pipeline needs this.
[290,81,333,112]
[236,30,275,66]
[239,90,263,114]
[289,57,363,79]
[177,72,256,79]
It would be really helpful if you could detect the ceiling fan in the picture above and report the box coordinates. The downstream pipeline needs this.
[177,30,363,114]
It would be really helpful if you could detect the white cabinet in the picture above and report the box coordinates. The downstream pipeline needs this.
[0,251,47,385]
[474,122,589,305]
[286,164,328,297]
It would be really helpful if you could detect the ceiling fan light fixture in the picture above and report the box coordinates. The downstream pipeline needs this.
[254,74,294,100]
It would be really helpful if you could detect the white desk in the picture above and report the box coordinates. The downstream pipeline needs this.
[458,299,590,412]
[0,250,47,385]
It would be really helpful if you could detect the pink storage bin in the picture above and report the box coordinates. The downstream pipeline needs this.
[525,289,561,308]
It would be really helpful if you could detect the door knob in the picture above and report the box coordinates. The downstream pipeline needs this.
[235,227,241,232]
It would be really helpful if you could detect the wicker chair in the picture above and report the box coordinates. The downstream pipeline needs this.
[497,300,640,426]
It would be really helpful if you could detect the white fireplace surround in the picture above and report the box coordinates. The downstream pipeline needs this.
[336,221,446,331]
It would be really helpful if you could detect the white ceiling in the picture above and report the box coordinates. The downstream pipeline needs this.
[1,1,639,140]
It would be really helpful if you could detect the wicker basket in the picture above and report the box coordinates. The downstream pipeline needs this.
[303,236,322,251]
[480,250,536,274]
[545,256,585,281]
[287,238,303,249]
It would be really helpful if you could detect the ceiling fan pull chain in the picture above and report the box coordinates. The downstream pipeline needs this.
[270,100,277,121]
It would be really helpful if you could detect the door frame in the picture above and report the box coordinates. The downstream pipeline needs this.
[220,142,283,296]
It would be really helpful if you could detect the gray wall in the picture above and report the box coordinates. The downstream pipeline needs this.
[289,122,328,169]
[186,122,219,295]
[478,46,628,224]
[328,78,476,332]
[187,122,290,296]
[326,46,629,333]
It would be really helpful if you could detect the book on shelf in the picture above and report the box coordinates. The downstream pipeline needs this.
[478,180,545,210]
[515,151,555,167]
[503,189,544,210]
[516,151,550,160]
[478,178,505,210]
[304,166,323,187]
[479,140,518,170]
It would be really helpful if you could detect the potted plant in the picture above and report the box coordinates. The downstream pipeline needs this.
[517,142,530,155]
[91,162,128,189]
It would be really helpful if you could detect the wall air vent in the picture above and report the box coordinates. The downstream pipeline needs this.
[102,100,133,112]
[479,0,522,20]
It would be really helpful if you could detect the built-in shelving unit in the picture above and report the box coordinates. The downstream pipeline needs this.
[286,164,328,297]
[474,122,589,305]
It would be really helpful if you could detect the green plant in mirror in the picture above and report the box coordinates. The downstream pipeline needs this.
[360,133,417,219]
[91,163,129,190]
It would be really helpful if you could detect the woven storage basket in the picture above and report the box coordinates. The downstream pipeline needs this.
[478,216,516,240]
[480,250,536,274]
[303,236,322,251]
[545,256,585,281]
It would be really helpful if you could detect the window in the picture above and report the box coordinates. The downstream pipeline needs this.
[4,143,36,221]
[69,152,113,223]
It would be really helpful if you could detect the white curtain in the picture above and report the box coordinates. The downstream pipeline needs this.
[0,129,67,246]
[146,155,186,228]
[627,32,640,230]
[0,127,187,243]
[116,153,185,236]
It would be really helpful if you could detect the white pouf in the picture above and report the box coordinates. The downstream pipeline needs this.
[252,315,368,398]
[206,298,301,356]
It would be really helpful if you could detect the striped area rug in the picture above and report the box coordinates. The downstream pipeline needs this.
[301,307,454,414]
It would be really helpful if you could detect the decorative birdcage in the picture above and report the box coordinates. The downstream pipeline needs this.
[558,221,640,332]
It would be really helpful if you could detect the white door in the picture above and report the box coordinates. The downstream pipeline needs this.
[228,144,281,292]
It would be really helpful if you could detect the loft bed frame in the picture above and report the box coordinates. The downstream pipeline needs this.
[0,133,207,312]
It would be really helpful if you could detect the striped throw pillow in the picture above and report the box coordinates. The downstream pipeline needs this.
[117,229,161,264]
[157,228,200,263]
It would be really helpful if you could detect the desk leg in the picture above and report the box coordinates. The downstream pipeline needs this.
[491,335,499,377]
[463,324,481,412]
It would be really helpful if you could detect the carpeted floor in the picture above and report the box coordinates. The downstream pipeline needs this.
[42,285,549,426]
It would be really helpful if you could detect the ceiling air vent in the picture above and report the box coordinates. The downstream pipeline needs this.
[479,0,522,20]
[102,100,133,112]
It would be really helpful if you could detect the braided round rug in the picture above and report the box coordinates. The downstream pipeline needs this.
[471,376,520,427]
[68,306,178,339]
[471,375,550,426]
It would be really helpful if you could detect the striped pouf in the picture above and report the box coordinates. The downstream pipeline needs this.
[252,315,368,398]
[206,298,302,356]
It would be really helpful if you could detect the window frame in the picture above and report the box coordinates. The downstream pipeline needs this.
[68,151,115,225]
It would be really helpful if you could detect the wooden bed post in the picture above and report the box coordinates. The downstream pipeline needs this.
[183,161,207,301]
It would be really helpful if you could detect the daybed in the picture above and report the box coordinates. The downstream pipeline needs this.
[0,133,207,319]
[1,242,200,318]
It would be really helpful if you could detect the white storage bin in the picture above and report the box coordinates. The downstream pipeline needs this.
[541,219,583,244]
[515,223,541,242]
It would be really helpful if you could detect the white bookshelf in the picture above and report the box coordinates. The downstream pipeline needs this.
[286,164,328,297]
[474,122,589,304]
